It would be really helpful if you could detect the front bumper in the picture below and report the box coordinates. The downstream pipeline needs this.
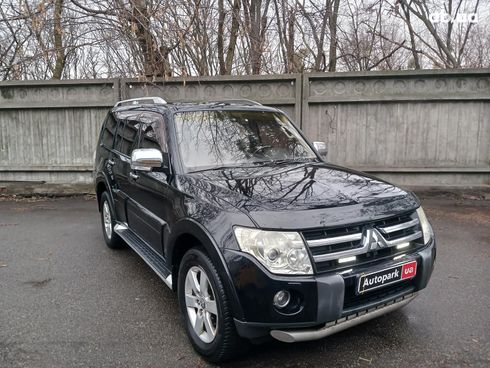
[227,238,436,341]
[271,292,417,343]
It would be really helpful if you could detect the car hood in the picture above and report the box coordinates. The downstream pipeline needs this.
[178,162,419,229]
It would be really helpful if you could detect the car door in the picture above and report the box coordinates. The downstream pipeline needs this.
[124,112,174,257]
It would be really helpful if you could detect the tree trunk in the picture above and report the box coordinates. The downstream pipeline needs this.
[401,3,420,69]
[245,0,270,74]
[217,0,226,74]
[327,0,340,72]
[218,0,241,75]
[286,4,296,72]
[225,0,241,74]
[52,0,65,79]
[249,0,261,74]
[131,0,170,77]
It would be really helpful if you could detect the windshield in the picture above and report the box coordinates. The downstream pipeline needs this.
[174,110,317,172]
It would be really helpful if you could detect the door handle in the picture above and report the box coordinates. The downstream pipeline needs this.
[129,172,139,180]
[107,159,115,166]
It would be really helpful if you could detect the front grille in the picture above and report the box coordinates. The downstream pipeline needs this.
[302,211,424,273]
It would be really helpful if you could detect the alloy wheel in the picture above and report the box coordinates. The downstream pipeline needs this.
[184,266,219,343]
[102,201,112,240]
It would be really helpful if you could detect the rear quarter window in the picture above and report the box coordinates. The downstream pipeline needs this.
[101,113,118,149]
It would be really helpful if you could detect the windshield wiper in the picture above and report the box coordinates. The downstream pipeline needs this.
[187,163,259,174]
[251,158,314,167]
[187,165,237,174]
[188,158,315,174]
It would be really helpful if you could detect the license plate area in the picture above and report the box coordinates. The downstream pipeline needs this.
[357,260,417,294]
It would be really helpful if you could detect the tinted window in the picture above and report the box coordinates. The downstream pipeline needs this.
[118,120,140,156]
[101,114,118,148]
[113,119,124,152]
[136,113,167,153]
[111,110,167,155]
[140,122,162,151]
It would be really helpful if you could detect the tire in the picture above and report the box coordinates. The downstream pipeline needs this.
[100,191,124,249]
[178,248,247,362]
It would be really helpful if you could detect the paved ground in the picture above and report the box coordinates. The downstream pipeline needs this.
[0,195,489,368]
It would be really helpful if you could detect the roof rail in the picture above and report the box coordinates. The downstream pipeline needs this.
[209,99,262,106]
[114,96,167,107]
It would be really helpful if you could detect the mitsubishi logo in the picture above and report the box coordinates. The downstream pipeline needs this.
[362,228,388,251]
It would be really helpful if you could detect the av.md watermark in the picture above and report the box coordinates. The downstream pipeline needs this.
[429,12,478,23]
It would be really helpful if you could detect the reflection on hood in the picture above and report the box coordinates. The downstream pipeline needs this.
[178,162,411,213]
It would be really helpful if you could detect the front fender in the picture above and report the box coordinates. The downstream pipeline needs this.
[166,218,245,320]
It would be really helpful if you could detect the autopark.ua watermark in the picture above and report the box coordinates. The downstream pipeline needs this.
[429,12,478,24]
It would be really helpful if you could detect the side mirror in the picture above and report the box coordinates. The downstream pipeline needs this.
[313,141,328,158]
[130,148,163,171]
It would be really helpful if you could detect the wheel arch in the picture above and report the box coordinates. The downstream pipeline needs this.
[95,173,113,211]
[168,218,244,320]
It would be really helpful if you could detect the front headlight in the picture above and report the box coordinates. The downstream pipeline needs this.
[416,206,433,244]
[233,227,313,275]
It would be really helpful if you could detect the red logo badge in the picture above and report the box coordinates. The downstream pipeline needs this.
[401,261,417,280]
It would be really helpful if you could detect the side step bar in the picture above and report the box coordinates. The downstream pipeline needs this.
[114,223,173,289]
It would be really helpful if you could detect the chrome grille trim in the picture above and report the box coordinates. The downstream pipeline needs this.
[312,243,369,262]
[303,212,423,265]
[386,231,422,246]
[379,218,419,234]
[311,229,422,263]
[307,233,362,247]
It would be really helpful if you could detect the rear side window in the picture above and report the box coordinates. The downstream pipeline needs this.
[101,114,118,148]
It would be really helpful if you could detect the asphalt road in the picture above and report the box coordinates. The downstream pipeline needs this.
[0,195,489,368]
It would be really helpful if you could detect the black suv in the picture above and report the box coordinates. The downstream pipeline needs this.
[94,97,436,362]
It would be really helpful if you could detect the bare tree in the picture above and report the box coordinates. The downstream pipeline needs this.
[398,1,421,69]
[52,0,65,79]
[327,0,340,71]
[0,0,488,80]
[295,0,340,72]
[296,0,329,71]
[243,0,272,74]
[394,0,481,68]
[218,0,241,74]
[274,0,309,73]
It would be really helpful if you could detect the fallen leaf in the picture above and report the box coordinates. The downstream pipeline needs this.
[359,356,372,364]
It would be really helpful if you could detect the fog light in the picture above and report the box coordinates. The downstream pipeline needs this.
[273,290,291,309]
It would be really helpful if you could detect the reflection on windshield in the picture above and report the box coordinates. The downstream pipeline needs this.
[174,110,316,171]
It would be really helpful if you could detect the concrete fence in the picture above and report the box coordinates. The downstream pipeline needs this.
[0,69,489,192]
